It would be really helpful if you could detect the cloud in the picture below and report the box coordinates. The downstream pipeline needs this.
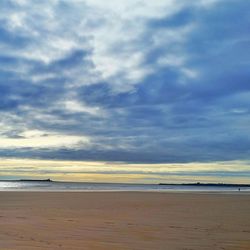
[0,0,211,92]
[0,130,90,149]
[0,0,250,167]
[0,158,250,183]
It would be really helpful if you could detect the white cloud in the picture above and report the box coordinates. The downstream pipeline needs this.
[8,12,26,29]
[11,0,29,6]
[64,100,106,117]
[0,129,90,149]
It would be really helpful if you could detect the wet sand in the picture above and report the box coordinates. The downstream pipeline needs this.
[0,192,250,250]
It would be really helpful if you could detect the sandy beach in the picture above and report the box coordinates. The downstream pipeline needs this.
[0,192,250,250]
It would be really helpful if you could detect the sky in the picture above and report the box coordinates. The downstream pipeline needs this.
[0,0,250,183]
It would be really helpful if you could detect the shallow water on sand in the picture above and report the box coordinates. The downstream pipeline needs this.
[0,180,250,192]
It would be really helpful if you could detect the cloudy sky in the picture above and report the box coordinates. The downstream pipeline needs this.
[0,0,250,183]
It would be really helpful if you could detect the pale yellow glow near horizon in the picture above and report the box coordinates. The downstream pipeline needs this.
[0,130,90,149]
[0,158,249,184]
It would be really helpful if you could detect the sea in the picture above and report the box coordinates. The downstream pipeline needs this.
[0,181,250,192]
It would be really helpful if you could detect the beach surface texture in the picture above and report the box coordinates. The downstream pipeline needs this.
[0,192,250,250]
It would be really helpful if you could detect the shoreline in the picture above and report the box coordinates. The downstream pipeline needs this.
[1,190,250,194]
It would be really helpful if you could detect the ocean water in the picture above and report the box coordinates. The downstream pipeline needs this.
[0,181,250,192]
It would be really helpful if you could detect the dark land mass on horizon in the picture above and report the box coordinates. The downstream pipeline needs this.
[19,178,52,182]
[159,182,250,187]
